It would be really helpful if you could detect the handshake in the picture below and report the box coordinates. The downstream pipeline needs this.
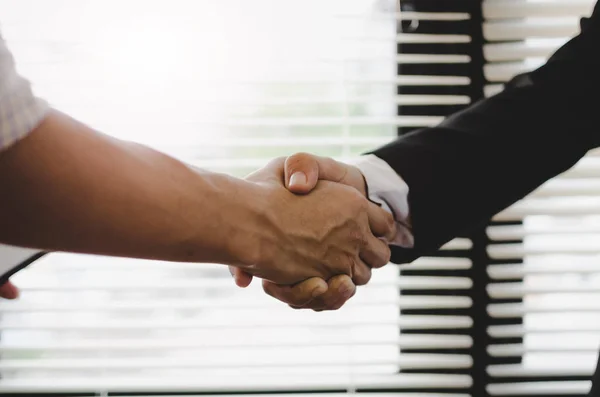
[227,152,399,312]
[0,149,404,310]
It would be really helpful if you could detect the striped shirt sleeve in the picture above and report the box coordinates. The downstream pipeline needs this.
[0,34,49,152]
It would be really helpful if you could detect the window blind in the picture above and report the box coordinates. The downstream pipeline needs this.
[0,0,475,395]
[394,3,484,397]
[483,1,599,396]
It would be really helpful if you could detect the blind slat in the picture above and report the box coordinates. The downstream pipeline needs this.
[484,42,566,62]
[0,374,474,394]
[0,315,474,330]
[0,295,472,312]
[487,381,590,396]
[488,282,600,298]
[488,364,594,377]
[483,21,580,41]
[495,199,600,220]
[483,0,595,19]
[488,302,600,317]
[13,276,470,291]
[0,335,473,352]
[0,354,474,371]
[489,263,600,278]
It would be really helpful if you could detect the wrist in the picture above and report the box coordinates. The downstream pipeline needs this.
[219,179,276,269]
[174,170,268,267]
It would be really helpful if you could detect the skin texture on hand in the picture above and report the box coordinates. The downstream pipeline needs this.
[230,153,396,311]
[235,156,393,286]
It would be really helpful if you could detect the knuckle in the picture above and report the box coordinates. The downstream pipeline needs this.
[381,246,391,266]
[351,191,368,210]
[289,151,311,161]
[355,267,372,286]
[359,233,369,247]
[285,152,312,170]
[341,251,358,275]
[350,229,368,247]
[337,185,365,207]
[268,156,286,168]
[372,244,391,268]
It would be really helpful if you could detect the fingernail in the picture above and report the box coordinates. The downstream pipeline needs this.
[338,283,350,295]
[339,282,354,297]
[289,172,307,187]
[312,284,326,298]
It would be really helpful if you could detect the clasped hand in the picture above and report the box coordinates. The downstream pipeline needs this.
[230,153,396,311]
[0,154,396,308]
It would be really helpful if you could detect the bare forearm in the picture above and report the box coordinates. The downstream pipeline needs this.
[0,110,264,265]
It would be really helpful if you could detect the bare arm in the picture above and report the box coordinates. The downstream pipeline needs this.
[0,110,393,285]
[0,110,265,265]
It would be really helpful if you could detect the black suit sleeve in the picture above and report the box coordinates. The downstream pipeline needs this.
[372,3,600,264]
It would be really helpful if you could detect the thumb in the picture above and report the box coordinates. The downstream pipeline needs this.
[284,153,320,194]
[285,153,355,195]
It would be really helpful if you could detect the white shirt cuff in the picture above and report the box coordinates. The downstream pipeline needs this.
[352,154,414,248]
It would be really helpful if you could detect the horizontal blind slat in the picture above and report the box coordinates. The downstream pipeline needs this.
[0,334,473,352]
[13,276,470,291]
[0,354,474,371]
[488,364,593,377]
[489,262,600,278]
[488,302,600,317]
[483,0,596,19]
[0,315,474,330]
[0,374,474,394]
[0,295,472,312]
[487,381,591,396]
[488,282,600,298]
[484,42,566,62]
[483,20,580,41]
